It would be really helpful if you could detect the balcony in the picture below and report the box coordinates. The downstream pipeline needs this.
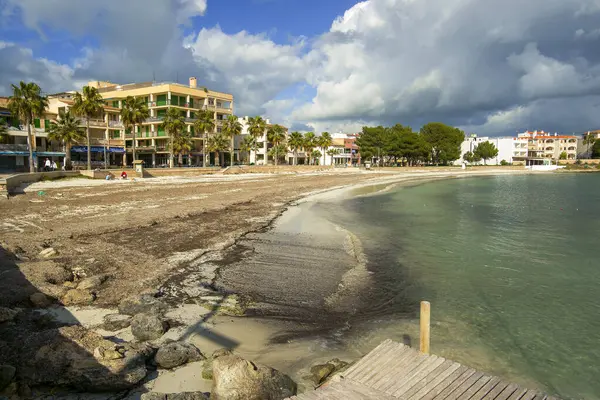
[86,118,107,127]
[108,120,123,128]
[0,144,29,152]
[149,100,196,108]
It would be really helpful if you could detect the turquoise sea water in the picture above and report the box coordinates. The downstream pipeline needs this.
[333,174,600,399]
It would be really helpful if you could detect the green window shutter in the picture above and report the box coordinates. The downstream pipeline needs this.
[156,94,167,106]
[44,119,50,128]
[172,96,179,106]
[158,126,165,136]
[34,119,41,128]
[157,109,166,117]
[190,126,194,135]
[189,98,194,108]
[145,126,150,137]
[112,101,119,108]
[181,96,187,106]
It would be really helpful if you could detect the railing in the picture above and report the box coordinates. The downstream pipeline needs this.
[87,118,106,127]
[0,144,28,151]
[108,121,123,128]
[148,100,196,108]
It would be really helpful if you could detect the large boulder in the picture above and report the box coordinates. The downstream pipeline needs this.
[103,314,132,331]
[131,313,167,341]
[18,325,147,391]
[141,392,209,400]
[61,289,95,306]
[118,294,167,316]
[0,307,18,323]
[43,265,73,285]
[305,358,349,386]
[29,293,52,308]
[202,348,233,380]
[154,341,205,369]
[0,365,16,391]
[211,354,297,400]
[77,274,108,290]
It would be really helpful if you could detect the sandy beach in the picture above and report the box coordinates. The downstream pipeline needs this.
[0,167,539,396]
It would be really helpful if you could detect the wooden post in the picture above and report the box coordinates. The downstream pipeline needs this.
[420,301,431,354]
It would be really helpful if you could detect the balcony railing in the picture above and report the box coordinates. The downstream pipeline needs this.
[108,120,123,128]
[148,100,197,108]
[0,144,29,151]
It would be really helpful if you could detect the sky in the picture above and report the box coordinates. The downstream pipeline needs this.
[1,0,600,136]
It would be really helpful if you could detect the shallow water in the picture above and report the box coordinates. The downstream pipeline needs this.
[217,174,600,399]
[330,174,600,399]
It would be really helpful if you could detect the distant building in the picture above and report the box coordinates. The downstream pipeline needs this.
[455,135,526,165]
[237,116,289,165]
[319,133,360,166]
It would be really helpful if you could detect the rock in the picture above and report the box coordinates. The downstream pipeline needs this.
[154,341,205,369]
[103,314,132,331]
[43,266,73,284]
[202,348,233,380]
[19,325,147,391]
[29,293,52,308]
[0,365,16,391]
[77,274,108,290]
[131,313,167,341]
[38,284,69,300]
[39,247,57,258]
[61,289,95,306]
[212,354,297,400]
[0,308,18,323]
[63,281,78,289]
[307,363,335,385]
[118,294,167,316]
[326,358,349,371]
[141,392,209,400]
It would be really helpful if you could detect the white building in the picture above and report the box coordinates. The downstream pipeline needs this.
[237,116,289,165]
[319,132,359,166]
[454,135,528,165]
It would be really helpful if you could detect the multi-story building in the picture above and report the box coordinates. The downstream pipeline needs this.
[237,116,289,165]
[518,131,578,163]
[319,133,360,166]
[455,135,527,165]
[0,77,234,171]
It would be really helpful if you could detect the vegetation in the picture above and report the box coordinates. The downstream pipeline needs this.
[356,124,431,166]
[288,131,304,166]
[559,151,567,160]
[268,144,288,165]
[8,81,48,172]
[0,118,8,144]
[473,141,499,165]
[303,132,316,165]
[72,86,104,170]
[592,140,600,159]
[311,149,322,165]
[240,135,258,164]
[207,133,229,167]
[172,131,193,166]
[161,107,186,168]
[327,148,339,166]
[318,132,333,165]
[500,159,509,166]
[420,122,464,165]
[121,96,149,164]
[266,124,287,166]
[248,116,267,139]
[223,115,242,166]
[47,110,85,170]
[193,109,215,168]
[583,133,596,158]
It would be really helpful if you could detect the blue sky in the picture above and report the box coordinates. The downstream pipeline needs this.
[1,0,600,136]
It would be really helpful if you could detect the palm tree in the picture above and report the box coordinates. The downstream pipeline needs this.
[248,116,267,139]
[47,110,85,170]
[8,82,48,172]
[268,144,288,165]
[583,133,596,159]
[193,109,215,167]
[288,131,304,166]
[172,130,194,166]
[121,96,150,165]
[72,86,104,170]
[311,149,322,165]
[207,133,229,167]
[223,115,242,166]
[303,132,316,165]
[318,132,333,165]
[266,124,287,165]
[240,135,258,164]
[0,118,8,144]
[161,107,186,168]
[327,148,339,167]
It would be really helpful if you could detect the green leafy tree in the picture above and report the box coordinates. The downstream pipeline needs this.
[248,116,267,139]
[473,141,499,165]
[327,148,339,167]
[121,96,149,164]
[355,126,390,166]
[161,107,186,168]
[463,151,474,164]
[172,130,193,166]
[592,140,600,159]
[207,133,229,167]
[318,132,333,165]
[303,132,316,165]
[223,115,242,166]
[583,133,596,159]
[420,122,464,165]
[311,149,322,165]
[72,86,104,170]
[193,109,215,167]
[240,135,258,164]
[47,110,85,170]
[288,131,304,165]
[266,124,287,165]
[559,151,567,160]
[8,81,48,172]
[0,118,8,144]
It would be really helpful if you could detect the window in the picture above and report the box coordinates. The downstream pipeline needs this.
[158,126,166,136]
[111,130,120,139]
[157,109,166,118]
[156,94,167,106]
[145,126,150,137]
[112,101,119,108]
[44,119,50,129]
[34,119,41,128]
[189,98,194,108]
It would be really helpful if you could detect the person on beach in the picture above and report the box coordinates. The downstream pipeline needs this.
[44,158,51,172]
[120,171,128,180]
[52,161,57,171]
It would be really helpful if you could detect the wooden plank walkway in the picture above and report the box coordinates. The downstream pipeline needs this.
[288,339,558,400]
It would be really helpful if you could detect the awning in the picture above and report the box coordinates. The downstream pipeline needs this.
[71,146,125,154]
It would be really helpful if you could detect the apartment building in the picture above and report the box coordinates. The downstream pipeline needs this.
[518,131,578,163]
[320,133,360,166]
[0,77,234,171]
[237,116,289,165]
[455,135,528,165]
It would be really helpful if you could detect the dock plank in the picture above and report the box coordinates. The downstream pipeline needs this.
[287,340,559,400]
